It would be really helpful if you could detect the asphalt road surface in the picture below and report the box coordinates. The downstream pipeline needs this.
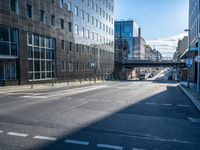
[0,79,200,150]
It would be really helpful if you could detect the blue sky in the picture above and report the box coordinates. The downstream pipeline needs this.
[115,0,189,39]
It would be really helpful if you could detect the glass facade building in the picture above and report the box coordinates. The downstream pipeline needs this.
[66,0,114,71]
[115,20,139,61]
[189,0,200,47]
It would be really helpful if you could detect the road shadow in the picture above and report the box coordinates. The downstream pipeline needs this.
[33,83,200,150]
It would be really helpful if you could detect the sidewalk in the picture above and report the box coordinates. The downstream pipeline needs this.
[0,80,105,94]
[179,81,200,112]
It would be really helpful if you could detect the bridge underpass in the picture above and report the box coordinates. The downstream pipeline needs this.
[121,60,186,68]
[113,60,187,80]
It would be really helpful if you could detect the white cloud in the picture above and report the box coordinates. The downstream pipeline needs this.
[146,32,188,59]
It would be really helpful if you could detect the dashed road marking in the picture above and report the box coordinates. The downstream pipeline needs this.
[0,131,3,133]
[187,117,200,123]
[132,148,145,150]
[7,132,28,137]
[97,143,123,150]
[145,103,156,105]
[161,103,172,106]
[33,135,57,141]
[64,139,89,145]
[176,104,190,107]
[67,98,72,100]
[20,95,47,99]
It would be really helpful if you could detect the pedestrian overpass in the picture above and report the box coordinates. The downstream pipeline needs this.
[118,60,186,68]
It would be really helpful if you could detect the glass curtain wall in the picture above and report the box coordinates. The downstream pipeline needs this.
[27,33,56,81]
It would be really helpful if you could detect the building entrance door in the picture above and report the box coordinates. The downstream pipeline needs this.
[0,61,4,80]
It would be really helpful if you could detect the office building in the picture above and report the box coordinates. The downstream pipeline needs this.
[114,20,139,62]
[0,0,114,86]
[176,36,188,61]
[114,20,141,80]
[181,0,199,83]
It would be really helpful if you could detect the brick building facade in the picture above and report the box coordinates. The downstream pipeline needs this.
[0,0,114,85]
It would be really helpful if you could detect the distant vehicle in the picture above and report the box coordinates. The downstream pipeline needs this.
[139,74,145,80]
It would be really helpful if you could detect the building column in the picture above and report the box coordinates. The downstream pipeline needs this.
[197,38,200,93]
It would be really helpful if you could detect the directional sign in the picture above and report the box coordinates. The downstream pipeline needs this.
[186,59,193,68]
[195,56,200,63]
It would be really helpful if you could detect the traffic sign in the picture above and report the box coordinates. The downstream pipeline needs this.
[195,56,200,63]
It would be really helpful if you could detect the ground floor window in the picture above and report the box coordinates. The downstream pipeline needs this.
[0,60,16,80]
[0,25,18,56]
[27,33,56,81]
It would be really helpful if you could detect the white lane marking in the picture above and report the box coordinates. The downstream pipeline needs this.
[7,132,28,137]
[20,96,47,99]
[145,103,156,105]
[133,148,145,150]
[161,103,172,106]
[0,131,3,133]
[67,98,72,100]
[97,143,123,150]
[176,104,190,107]
[89,98,98,101]
[33,135,57,141]
[187,117,200,123]
[64,139,89,145]
[46,85,107,98]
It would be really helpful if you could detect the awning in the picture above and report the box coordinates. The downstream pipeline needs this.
[180,47,198,59]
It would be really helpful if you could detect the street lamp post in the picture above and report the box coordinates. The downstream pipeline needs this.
[184,29,191,88]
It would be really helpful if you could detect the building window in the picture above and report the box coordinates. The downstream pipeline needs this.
[11,0,18,13]
[91,32,94,40]
[28,33,56,81]
[99,21,102,29]
[90,1,94,9]
[82,45,85,53]
[61,61,65,71]
[87,46,90,54]
[76,62,79,70]
[80,27,84,37]
[91,16,94,25]
[0,61,17,80]
[0,26,18,57]
[96,19,98,27]
[81,10,84,20]
[95,4,98,12]
[86,13,89,23]
[40,10,45,23]
[76,44,79,52]
[60,0,64,8]
[75,6,78,16]
[68,22,72,32]
[106,13,108,20]
[69,61,73,71]
[86,30,90,38]
[61,40,64,50]
[51,15,55,26]
[67,1,72,11]
[69,42,72,51]
[60,19,64,29]
[74,25,79,35]
[26,4,32,18]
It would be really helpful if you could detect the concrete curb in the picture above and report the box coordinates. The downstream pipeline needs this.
[0,81,106,94]
[179,84,200,112]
